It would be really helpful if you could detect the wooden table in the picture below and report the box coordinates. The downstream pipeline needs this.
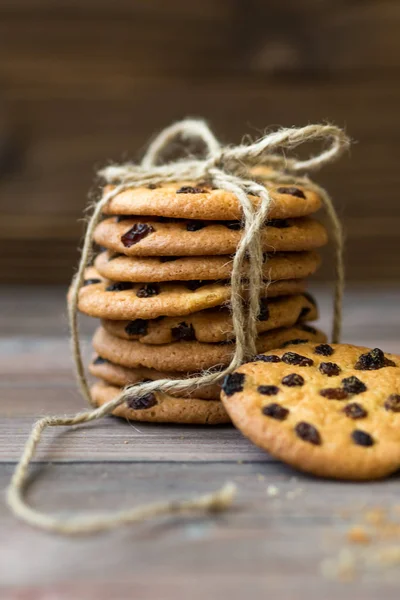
[1,285,400,599]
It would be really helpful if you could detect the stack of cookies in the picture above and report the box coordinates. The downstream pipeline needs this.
[77,173,328,424]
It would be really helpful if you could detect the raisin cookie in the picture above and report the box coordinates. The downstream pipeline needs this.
[77,268,306,320]
[91,381,230,424]
[92,325,326,372]
[221,343,400,480]
[102,179,321,221]
[93,216,327,256]
[101,293,318,344]
[95,250,321,283]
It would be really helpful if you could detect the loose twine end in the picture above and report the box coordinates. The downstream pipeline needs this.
[6,119,349,534]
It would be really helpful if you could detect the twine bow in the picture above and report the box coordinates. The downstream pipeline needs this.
[7,119,349,534]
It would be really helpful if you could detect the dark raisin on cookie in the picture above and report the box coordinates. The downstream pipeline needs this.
[159,256,180,262]
[282,352,314,367]
[106,281,134,292]
[319,388,348,400]
[186,220,206,232]
[262,403,289,420]
[171,322,196,341]
[299,306,311,319]
[222,372,245,396]
[384,394,400,412]
[276,186,306,199]
[185,280,209,291]
[282,373,304,387]
[136,283,160,298]
[351,429,374,447]
[147,183,159,189]
[121,223,155,248]
[125,319,148,336]
[266,219,291,228]
[258,385,280,396]
[314,344,334,357]
[176,186,206,194]
[258,298,270,321]
[83,278,101,286]
[300,324,317,335]
[250,354,281,363]
[93,355,109,365]
[319,362,341,377]
[355,348,396,370]
[341,376,367,395]
[343,403,367,419]
[224,220,242,230]
[116,215,136,222]
[281,339,309,348]
[295,422,321,445]
[127,392,158,410]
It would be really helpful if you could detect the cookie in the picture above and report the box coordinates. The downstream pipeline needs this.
[77,268,307,320]
[95,250,321,283]
[101,178,321,221]
[89,358,220,400]
[220,343,400,480]
[92,325,327,372]
[93,216,327,256]
[91,381,230,424]
[101,293,318,344]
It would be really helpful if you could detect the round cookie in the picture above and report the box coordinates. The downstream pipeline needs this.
[95,250,321,283]
[91,381,230,424]
[77,269,307,320]
[101,179,322,221]
[220,343,400,480]
[93,216,327,256]
[89,357,221,400]
[92,325,327,372]
[101,293,318,344]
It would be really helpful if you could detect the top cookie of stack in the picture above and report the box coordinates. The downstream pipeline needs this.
[77,173,328,424]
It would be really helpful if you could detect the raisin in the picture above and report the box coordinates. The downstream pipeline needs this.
[185,280,209,291]
[222,372,245,396]
[121,223,155,248]
[93,355,108,365]
[342,376,367,395]
[159,256,180,262]
[224,221,242,231]
[355,347,396,370]
[83,278,101,286]
[314,344,334,357]
[319,362,341,377]
[384,394,400,412]
[186,220,206,232]
[171,322,196,341]
[262,403,289,420]
[176,186,205,194]
[136,283,160,298]
[258,298,270,321]
[300,324,317,335]
[106,281,133,292]
[282,373,304,387]
[319,388,348,400]
[147,183,159,189]
[125,319,148,336]
[276,186,306,199]
[250,354,281,363]
[295,422,321,445]
[281,339,309,348]
[116,215,136,222]
[351,429,374,447]
[282,352,313,367]
[343,403,367,419]
[299,306,311,319]
[266,219,291,228]
[127,392,158,410]
[258,385,280,396]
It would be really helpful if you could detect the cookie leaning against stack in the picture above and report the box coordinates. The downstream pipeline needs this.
[77,176,329,424]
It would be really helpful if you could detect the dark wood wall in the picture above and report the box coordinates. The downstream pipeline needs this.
[0,0,399,284]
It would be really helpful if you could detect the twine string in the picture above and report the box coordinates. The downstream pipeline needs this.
[6,119,349,534]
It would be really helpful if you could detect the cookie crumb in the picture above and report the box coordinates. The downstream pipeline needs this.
[364,508,387,526]
[266,485,279,497]
[347,525,371,544]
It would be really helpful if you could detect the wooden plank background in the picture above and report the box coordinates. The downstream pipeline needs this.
[0,0,399,283]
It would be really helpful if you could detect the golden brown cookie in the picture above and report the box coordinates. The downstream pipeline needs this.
[93,216,327,256]
[92,325,327,372]
[221,343,400,480]
[91,381,230,424]
[102,179,321,221]
[95,250,321,283]
[77,269,307,320]
[89,357,220,400]
[101,293,318,344]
